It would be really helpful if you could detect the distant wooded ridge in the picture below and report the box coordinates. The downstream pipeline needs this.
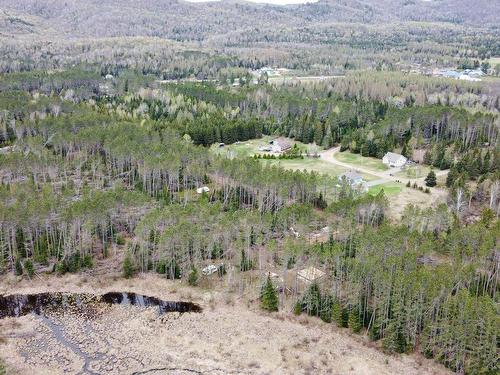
[1,0,499,40]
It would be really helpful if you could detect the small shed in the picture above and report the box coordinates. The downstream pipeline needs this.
[196,186,210,194]
[297,266,326,284]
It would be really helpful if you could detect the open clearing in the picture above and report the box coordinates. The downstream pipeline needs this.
[213,140,449,219]
[211,136,320,159]
[334,151,388,172]
[368,182,403,196]
[0,273,450,375]
[395,165,431,180]
[264,158,348,177]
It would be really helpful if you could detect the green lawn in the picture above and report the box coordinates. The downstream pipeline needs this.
[210,136,319,159]
[212,138,383,181]
[368,182,402,196]
[395,165,431,179]
[335,151,388,172]
[263,158,347,177]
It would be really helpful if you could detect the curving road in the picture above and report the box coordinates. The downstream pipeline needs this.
[319,147,449,186]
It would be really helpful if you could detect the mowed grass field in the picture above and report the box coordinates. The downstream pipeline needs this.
[263,158,347,177]
[335,151,388,172]
[212,138,381,181]
[368,182,402,196]
[395,165,431,179]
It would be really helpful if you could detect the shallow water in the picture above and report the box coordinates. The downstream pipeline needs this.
[0,292,202,319]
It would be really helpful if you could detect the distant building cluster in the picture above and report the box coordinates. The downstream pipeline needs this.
[434,68,485,82]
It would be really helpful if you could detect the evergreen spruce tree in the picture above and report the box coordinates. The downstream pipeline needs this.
[302,282,322,316]
[332,300,347,327]
[348,307,362,333]
[425,170,437,187]
[383,320,407,353]
[261,274,278,312]
[188,266,199,286]
[123,254,135,279]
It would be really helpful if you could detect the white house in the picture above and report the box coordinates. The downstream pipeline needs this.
[383,152,407,168]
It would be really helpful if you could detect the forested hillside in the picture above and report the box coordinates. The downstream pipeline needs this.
[2,0,499,40]
[0,1,498,374]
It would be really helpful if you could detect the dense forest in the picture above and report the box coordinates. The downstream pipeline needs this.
[0,65,498,374]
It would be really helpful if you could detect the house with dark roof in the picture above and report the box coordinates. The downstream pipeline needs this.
[270,138,292,153]
[338,170,364,186]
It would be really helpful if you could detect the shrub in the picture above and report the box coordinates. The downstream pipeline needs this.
[55,262,66,275]
[293,300,302,315]
[82,254,94,268]
[115,234,126,246]
[14,258,23,276]
[0,358,6,375]
[24,259,34,278]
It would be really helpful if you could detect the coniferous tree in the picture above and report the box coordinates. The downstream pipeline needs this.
[348,307,362,333]
[332,300,348,327]
[260,274,278,312]
[425,170,437,187]
[14,258,23,276]
[123,254,135,279]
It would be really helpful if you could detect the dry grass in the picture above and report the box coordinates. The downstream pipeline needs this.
[0,273,451,375]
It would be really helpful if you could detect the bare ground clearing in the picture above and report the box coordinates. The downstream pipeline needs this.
[0,273,451,375]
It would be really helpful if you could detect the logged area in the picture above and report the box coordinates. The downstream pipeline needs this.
[0,0,499,374]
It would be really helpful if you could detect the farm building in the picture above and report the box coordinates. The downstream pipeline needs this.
[383,152,407,168]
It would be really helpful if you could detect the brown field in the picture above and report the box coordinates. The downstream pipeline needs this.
[0,273,451,375]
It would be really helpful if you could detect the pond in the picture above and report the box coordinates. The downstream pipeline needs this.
[0,291,202,319]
